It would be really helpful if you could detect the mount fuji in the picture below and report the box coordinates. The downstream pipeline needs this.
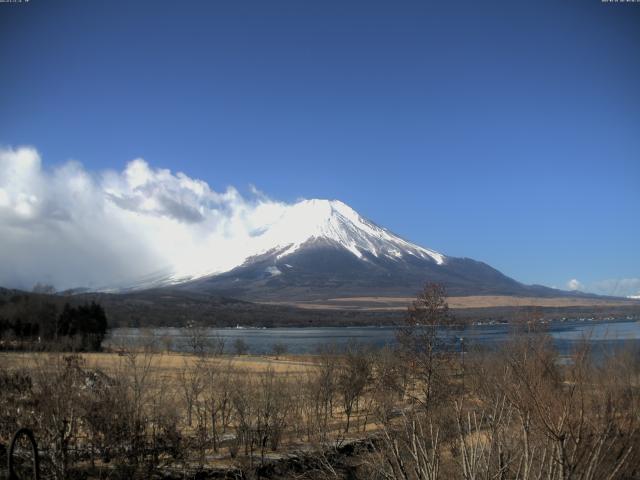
[165,199,560,301]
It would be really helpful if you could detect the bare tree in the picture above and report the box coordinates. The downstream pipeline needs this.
[233,338,249,356]
[210,333,226,356]
[370,345,406,423]
[202,359,233,452]
[32,355,84,479]
[272,342,288,359]
[397,283,454,408]
[372,410,441,480]
[337,343,371,433]
[298,346,339,444]
[186,321,209,355]
[177,357,206,427]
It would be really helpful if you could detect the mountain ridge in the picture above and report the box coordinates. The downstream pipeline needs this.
[64,198,608,302]
[162,199,577,301]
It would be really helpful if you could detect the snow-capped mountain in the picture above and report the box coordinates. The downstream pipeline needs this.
[242,199,445,266]
[167,198,558,301]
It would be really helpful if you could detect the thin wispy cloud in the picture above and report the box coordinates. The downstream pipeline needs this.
[566,277,640,298]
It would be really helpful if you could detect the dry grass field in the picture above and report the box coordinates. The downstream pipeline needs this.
[2,337,640,480]
[264,294,640,311]
[1,347,400,478]
[0,351,318,376]
[2,286,639,479]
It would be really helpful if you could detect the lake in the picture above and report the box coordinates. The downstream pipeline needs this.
[105,318,640,355]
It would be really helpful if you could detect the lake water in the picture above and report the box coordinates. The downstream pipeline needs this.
[105,318,640,355]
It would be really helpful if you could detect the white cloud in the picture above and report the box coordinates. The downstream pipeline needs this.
[0,145,293,291]
[566,278,584,291]
[3,145,636,298]
[565,277,640,298]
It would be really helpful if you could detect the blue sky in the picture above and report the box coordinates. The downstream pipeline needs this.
[0,0,639,293]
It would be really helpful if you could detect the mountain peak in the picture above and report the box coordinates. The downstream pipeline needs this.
[262,198,446,265]
[178,197,538,300]
[116,198,447,290]
[287,198,356,223]
[110,197,566,301]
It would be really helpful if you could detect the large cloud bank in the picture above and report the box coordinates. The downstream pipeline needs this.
[2,145,638,298]
[0,146,290,291]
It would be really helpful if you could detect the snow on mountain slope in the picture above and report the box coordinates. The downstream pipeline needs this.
[253,199,445,265]
[118,198,568,300]
[147,198,446,287]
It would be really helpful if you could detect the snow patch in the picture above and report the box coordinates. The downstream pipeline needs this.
[265,266,282,276]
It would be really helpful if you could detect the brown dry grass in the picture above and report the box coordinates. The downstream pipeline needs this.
[0,350,396,440]
[264,295,639,311]
[0,351,318,376]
